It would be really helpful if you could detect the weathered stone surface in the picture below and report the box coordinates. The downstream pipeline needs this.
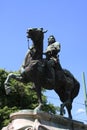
[2,109,87,130]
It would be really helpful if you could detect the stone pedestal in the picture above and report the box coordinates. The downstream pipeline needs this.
[2,109,87,130]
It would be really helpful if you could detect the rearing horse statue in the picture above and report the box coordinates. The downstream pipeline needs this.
[4,28,80,119]
[4,28,47,91]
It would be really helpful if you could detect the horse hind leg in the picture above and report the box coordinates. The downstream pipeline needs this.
[34,84,43,111]
[60,103,66,116]
[65,80,80,119]
[66,102,72,119]
[60,102,72,119]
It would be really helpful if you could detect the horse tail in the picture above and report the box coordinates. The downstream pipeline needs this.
[71,78,80,100]
[63,69,80,101]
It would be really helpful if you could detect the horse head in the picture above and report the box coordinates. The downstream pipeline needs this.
[26,28,47,44]
[26,28,47,60]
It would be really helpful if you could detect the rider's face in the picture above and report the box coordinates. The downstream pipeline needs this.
[48,37,55,45]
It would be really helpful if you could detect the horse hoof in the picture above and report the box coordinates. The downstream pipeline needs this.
[5,86,11,95]
[69,115,72,119]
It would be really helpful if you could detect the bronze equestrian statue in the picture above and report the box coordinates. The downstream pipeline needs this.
[4,28,80,119]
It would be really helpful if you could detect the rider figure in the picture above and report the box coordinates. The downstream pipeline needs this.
[44,35,61,86]
[45,35,73,89]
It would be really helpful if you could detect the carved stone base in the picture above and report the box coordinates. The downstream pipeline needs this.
[2,109,87,130]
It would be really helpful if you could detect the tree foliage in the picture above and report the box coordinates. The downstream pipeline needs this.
[0,69,60,129]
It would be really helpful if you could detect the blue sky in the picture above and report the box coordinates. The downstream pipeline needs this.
[0,0,87,123]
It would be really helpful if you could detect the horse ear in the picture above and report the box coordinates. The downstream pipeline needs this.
[43,30,48,33]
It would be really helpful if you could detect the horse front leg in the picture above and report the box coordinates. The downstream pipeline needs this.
[66,93,73,119]
[4,73,23,94]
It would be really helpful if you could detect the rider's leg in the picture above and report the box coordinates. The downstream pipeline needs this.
[47,59,55,86]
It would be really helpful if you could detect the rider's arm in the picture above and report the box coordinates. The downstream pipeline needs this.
[54,42,61,53]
